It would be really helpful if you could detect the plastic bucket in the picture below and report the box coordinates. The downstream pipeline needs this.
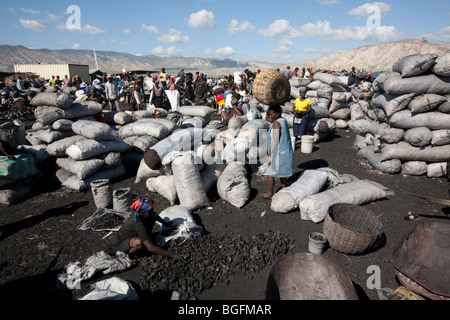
[308,232,327,255]
[301,135,314,154]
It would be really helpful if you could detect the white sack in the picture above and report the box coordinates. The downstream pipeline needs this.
[431,130,450,146]
[381,141,450,162]
[313,73,346,86]
[299,179,394,223]
[388,110,450,130]
[66,139,132,161]
[62,165,126,192]
[171,152,209,211]
[408,94,447,113]
[403,127,433,147]
[220,136,253,163]
[72,120,119,141]
[155,205,203,247]
[46,135,87,157]
[271,170,328,214]
[178,106,215,118]
[135,158,164,183]
[383,72,450,96]
[57,157,105,180]
[30,92,74,109]
[402,161,428,176]
[357,146,402,174]
[432,53,450,77]
[392,54,438,78]
[217,162,250,208]
[146,175,178,205]
[372,93,415,117]
[427,162,448,178]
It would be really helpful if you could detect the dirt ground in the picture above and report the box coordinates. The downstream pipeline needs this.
[0,125,449,304]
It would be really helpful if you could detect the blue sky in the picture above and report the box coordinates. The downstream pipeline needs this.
[1,0,449,63]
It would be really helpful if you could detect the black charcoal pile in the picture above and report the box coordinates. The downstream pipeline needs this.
[139,230,294,300]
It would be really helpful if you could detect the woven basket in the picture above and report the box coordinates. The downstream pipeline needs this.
[323,203,383,255]
[252,69,290,106]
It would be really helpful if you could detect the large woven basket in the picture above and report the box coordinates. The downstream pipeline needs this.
[323,203,383,255]
[252,69,290,106]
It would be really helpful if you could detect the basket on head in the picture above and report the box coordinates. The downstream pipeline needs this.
[323,203,383,255]
[252,69,290,106]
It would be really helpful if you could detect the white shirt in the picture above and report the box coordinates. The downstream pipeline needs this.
[105,81,119,99]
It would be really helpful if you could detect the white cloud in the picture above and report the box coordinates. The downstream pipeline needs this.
[348,2,392,17]
[275,39,294,52]
[20,8,40,15]
[258,19,301,38]
[187,10,216,30]
[123,28,131,34]
[258,18,401,43]
[437,26,450,41]
[19,18,45,32]
[151,46,181,57]
[72,43,81,49]
[6,7,16,14]
[303,47,316,53]
[57,24,106,34]
[316,0,340,4]
[424,26,450,42]
[45,11,61,22]
[302,47,332,55]
[300,20,402,42]
[142,24,160,34]
[158,29,189,43]
[215,46,235,57]
[228,19,255,34]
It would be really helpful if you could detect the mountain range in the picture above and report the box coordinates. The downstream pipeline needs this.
[1,38,449,76]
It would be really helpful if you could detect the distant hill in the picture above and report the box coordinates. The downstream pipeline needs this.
[291,39,450,72]
[1,39,449,76]
[0,45,277,76]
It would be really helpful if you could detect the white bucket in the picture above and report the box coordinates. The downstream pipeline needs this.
[301,135,314,154]
[308,232,327,255]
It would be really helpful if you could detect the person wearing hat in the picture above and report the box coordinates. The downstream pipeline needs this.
[49,75,56,87]
[261,105,294,199]
[55,75,62,87]
[72,75,82,87]
[75,83,85,100]
[109,196,187,259]
[292,87,312,143]
[304,67,311,79]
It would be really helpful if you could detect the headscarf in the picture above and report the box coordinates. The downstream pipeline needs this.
[130,196,154,223]
[299,87,307,93]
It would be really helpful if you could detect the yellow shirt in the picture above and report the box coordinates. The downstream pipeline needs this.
[159,72,168,81]
[295,98,311,112]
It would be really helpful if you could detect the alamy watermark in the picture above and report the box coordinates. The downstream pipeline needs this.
[366,265,382,290]
[66,5,81,30]
[366,4,382,29]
